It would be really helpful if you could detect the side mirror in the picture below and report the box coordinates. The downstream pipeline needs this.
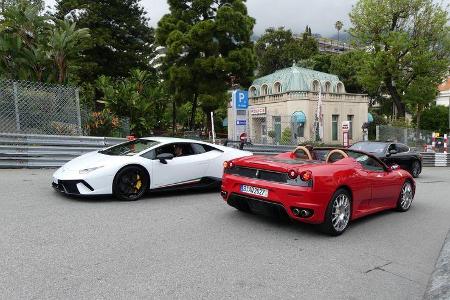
[156,153,174,164]
[389,164,400,171]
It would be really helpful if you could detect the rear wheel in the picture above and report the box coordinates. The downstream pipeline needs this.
[113,166,148,201]
[410,160,421,178]
[396,180,414,212]
[321,189,352,236]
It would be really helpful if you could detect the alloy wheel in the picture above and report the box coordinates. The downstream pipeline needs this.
[400,181,413,210]
[331,194,351,232]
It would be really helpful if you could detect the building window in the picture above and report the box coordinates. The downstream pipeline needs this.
[325,81,331,93]
[347,115,354,139]
[312,80,320,92]
[274,82,282,93]
[249,86,257,97]
[296,123,305,138]
[332,115,339,141]
[337,82,344,93]
[272,116,281,143]
[261,84,269,96]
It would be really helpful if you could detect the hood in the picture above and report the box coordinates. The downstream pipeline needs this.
[232,155,323,173]
[62,151,124,171]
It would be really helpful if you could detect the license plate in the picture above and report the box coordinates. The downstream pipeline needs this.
[240,185,268,198]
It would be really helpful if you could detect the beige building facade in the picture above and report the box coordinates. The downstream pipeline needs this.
[228,65,369,145]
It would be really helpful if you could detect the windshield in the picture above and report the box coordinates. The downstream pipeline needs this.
[349,142,387,154]
[100,139,160,156]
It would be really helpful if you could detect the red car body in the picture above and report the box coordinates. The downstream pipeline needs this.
[221,148,415,234]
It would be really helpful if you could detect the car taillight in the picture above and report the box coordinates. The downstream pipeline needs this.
[300,170,312,181]
[223,161,234,169]
[287,169,298,179]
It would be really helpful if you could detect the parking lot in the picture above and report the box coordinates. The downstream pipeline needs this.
[1,167,450,299]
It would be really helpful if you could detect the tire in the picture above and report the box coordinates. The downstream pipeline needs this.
[396,180,414,212]
[410,160,421,178]
[113,166,149,201]
[321,188,352,236]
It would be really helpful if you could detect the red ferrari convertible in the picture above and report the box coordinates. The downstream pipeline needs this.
[221,146,415,235]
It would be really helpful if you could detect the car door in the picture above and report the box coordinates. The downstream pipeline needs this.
[150,143,209,188]
[390,143,411,170]
[356,154,399,209]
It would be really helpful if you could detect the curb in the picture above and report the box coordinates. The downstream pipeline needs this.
[424,229,450,299]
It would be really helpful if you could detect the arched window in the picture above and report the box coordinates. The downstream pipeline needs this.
[273,82,282,93]
[249,86,257,97]
[325,81,331,93]
[261,84,269,96]
[336,82,345,93]
[312,80,320,92]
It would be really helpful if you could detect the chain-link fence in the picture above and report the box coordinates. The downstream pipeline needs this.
[0,79,82,135]
[376,125,436,148]
[0,79,131,137]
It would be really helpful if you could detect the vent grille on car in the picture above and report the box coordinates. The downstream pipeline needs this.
[225,166,287,184]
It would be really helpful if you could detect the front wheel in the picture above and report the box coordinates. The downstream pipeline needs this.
[410,160,421,178]
[321,189,352,236]
[113,166,148,201]
[396,180,414,212]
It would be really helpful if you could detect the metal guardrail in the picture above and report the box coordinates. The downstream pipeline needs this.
[0,133,125,168]
[242,144,450,166]
[1,134,449,168]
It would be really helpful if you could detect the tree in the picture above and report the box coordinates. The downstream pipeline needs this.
[0,0,89,83]
[0,0,43,13]
[329,50,366,94]
[418,105,449,133]
[96,69,167,137]
[335,20,343,42]
[55,0,155,81]
[48,19,90,83]
[349,0,450,118]
[156,0,256,132]
[255,27,318,76]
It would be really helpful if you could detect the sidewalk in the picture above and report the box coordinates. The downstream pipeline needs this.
[424,229,450,299]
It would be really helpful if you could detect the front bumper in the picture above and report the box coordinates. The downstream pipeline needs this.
[52,180,94,195]
[52,167,114,196]
[221,174,331,224]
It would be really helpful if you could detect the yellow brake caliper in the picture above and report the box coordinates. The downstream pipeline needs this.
[134,174,142,191]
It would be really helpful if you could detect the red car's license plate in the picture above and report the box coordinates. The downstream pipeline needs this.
[240,185,268,198]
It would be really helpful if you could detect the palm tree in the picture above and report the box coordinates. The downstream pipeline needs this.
[47,20,90,83]
[335,20,343,42]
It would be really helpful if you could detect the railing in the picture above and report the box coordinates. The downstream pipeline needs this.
[0,133,125,168]
[1,134,449,168]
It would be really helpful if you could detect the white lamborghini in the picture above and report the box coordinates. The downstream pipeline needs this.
[52,137,252,200]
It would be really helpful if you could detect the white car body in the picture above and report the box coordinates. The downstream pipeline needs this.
[52,137,252,196]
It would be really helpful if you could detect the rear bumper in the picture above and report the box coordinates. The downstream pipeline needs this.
[221,174,331,224]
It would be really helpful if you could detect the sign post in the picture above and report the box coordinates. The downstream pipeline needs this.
[342,121,350,147]
[210,111,216,144]
[231,90,249,141]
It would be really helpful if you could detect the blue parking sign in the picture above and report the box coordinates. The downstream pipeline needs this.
[235,90,248,109]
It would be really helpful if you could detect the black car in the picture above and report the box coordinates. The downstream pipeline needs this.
[349,141,423,178]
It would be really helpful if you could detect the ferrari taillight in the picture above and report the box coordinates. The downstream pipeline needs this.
[287,169,298,179]
[300,170,312,181]
[223,161,234,169]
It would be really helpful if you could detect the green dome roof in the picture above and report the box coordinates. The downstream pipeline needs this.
[250,64,345,96]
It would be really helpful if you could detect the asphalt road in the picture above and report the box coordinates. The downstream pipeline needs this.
[1,167,450,299]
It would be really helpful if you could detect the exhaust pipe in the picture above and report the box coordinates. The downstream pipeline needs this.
[292,208,301,216]
[300,210,309,217]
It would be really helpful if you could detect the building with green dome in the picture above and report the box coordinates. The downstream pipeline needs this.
[228,64,369,144]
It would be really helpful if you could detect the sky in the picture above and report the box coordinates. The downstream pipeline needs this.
[44,0,449,37]
[43,0,357,37]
